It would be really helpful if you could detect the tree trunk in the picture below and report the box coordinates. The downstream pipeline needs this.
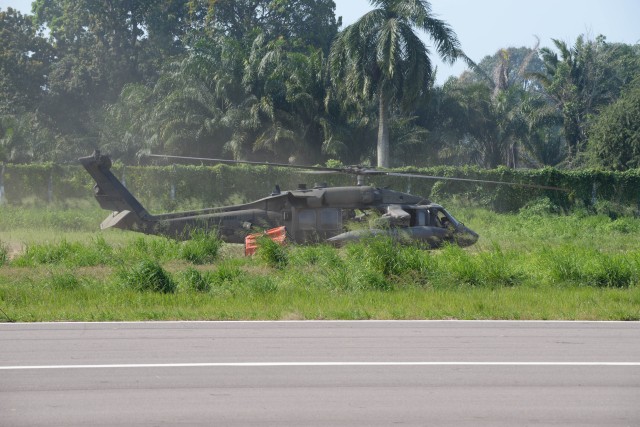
[377,95,390,168]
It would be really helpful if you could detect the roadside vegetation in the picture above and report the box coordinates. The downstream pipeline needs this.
[0,201,638,322]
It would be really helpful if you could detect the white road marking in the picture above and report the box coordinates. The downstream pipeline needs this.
[1,362,639,370]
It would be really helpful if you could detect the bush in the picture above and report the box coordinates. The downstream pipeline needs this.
[346,237,400,277]
[179,267,210,292]
[257,237,288,269]
[519,197,560,217]
[599,217,640,234]
[474,246,523,287]
[179,230,223,264]
[321,264,353,290]
[46,270,83,290]
[435,244,522,287]
[353,268,390,291]
[290,245,342,268]
[336,237,436,291]
[436,244,482,286]
[542,245,637,288]
[245,275,278,294]
[345,236,432,279]
[541,245,583,284]
[585,254,635,288]
[119,259,176,293]
[120,236,180,263]
[209,261,243,284]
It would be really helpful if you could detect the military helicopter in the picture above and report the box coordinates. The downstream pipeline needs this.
[79,150,564,249]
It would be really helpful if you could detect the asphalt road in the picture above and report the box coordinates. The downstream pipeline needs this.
[1,321,639,426]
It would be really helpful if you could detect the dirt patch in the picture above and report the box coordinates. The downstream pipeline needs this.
[6,242,25,260]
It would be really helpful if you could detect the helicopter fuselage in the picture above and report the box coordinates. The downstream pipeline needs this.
[80,151,479,248]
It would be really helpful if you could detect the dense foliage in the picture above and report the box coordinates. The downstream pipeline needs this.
[587,77,640,170]
[1,2,639,171]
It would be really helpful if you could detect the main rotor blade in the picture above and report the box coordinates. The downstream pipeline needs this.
[146,154,344,173]
[147,154,567,192]
[299,170,341,175]
[385,172,569,192]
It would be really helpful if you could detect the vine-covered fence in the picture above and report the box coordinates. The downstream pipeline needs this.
[1,162,639,213]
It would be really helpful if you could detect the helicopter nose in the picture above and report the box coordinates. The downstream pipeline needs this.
[455,225,479,247]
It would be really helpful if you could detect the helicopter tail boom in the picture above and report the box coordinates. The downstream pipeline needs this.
[79,151,151,228]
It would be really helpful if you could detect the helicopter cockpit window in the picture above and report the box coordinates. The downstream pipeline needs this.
[433,207,460,228]
[429,210,439,227]
[298,210,316,230]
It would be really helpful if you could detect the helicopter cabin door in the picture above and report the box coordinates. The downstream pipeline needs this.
[291,207,342,243]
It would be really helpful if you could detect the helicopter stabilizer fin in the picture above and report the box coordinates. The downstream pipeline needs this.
[79,150,151,224]
[100,210,141,230]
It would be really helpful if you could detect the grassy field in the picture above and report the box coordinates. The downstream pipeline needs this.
[1,200,639,322]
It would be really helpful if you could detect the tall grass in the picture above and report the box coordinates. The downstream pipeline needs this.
[13,236,114,267]
[178,267,210,293]
[1,202,639,321]
[179,230,223,264]
[1,274,638,321]
[539,245,637,288]
[256,237,288,269]
[434,244,524,288]
[0,204,104,232]
[118,259,177,293]
[0,240,8,266]
[5,216,639,291]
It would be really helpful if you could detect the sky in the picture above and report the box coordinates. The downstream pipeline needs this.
[335,0,640,82]
[3,0,640,83]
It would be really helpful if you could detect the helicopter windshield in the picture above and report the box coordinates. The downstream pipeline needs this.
[431,206,460,228]
[405,206,460,228]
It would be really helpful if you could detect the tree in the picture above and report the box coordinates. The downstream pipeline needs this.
[205,0,340,53]
[329,0,461,167]
[517,93,565,167]
[102,35,247,161]
[0,8,56,163]
[33,0,194,93]
[531,35,640,167]
[239,34,337,163]
[459,46,545,90]
[435,45,562,168]
[435,82,521,168]
[0,7,53,114]
[27,0,198,159]
[100,0,342,163]
[587,78,640,170]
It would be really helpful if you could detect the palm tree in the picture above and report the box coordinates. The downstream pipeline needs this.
[529,36,630,167]
[435,43,565,169]
[241,35,330,163]
[329,0,461,167]
[531,39,583,165]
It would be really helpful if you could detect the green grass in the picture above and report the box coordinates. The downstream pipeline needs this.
[0,203,639,322]
[1,274,638,322]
